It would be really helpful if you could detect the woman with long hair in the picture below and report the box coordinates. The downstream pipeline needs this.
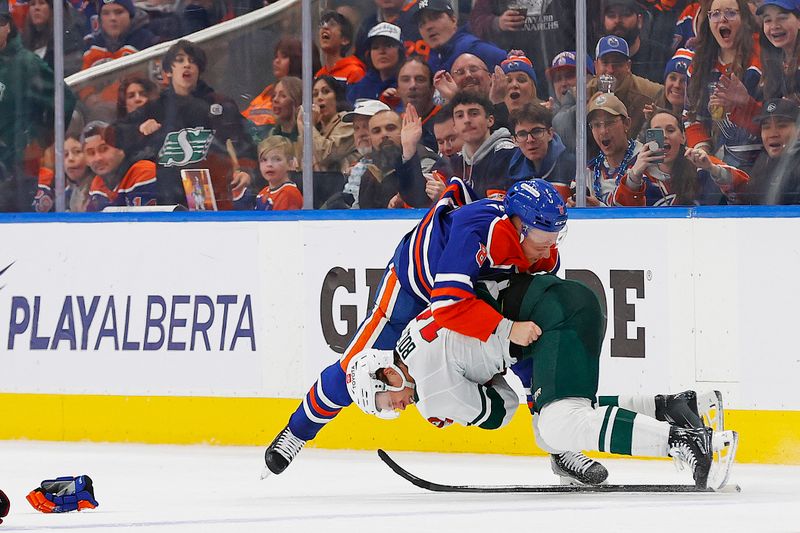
[759,1,800,99]
[656,49,693,115]
[685,0,762,170]
[267,76,303,163]
[716,1,800,136]
[242,37,321,131]
[21,0,84,76]
[618,109,749,206]
[300,75,358,174]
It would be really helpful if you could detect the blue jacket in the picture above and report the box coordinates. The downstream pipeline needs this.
[346,70,398,106]
[508,133,575,191]
[428,25,507,74]
[448,127,517,198]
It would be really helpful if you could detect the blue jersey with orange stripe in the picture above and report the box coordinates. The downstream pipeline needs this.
[674,2,700,51]
[87,159,158,211]
[391,178,560,342]
[286,177,553,442]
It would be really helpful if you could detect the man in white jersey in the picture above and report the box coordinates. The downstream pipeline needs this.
[346,274,738,490]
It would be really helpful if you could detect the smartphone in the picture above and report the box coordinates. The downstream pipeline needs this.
[644,128,665,163]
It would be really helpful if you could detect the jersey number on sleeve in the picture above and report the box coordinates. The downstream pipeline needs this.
[416,309,443,342]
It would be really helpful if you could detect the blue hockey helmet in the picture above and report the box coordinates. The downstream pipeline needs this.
[503,179,567,233]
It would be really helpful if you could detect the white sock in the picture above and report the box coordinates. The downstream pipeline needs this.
[614,394,657,419]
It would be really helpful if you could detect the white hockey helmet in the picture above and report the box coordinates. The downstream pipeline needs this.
[345,349,414,420]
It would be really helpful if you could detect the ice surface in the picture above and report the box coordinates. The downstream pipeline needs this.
[0,441,796,532]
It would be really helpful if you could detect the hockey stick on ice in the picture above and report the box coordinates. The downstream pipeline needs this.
[377,449,741,493]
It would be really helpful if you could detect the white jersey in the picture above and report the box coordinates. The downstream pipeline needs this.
[397,309,519,429]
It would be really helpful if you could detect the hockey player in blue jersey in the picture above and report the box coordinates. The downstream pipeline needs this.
[263,178,609,483]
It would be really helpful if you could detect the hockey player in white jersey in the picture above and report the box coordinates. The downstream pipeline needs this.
[346,275,738,490]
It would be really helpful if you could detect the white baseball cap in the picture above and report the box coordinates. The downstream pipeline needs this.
[367,22,402,45]
[342,99,391,122]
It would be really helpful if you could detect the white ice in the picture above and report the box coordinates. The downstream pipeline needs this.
[0,441,797,532]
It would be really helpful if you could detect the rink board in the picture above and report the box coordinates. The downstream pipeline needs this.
[0,208,799,464]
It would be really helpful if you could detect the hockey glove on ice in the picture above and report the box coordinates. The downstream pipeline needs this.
[26,475,98,513]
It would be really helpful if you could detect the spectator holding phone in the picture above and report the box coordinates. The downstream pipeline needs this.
[617,109,748,206]
[584,92,641,206]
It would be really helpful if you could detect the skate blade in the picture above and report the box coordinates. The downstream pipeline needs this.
[557,476,606,487]
[697,390,724,432]
[708,430,738,491]
[260,466,273,480]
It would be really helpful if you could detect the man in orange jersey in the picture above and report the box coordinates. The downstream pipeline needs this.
[80,121,158,211]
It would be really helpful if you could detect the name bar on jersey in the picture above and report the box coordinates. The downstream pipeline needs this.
[6,294,256,352]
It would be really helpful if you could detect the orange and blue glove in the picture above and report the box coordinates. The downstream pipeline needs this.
[26,475,98,513]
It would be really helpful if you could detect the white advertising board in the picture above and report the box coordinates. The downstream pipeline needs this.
[0,214,798,410]
[0,222,269,397]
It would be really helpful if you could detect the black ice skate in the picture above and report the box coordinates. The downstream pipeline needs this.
[262,426,306,479]
[550,451,609,486]
[668,426,713,489]
[656,390,724,431]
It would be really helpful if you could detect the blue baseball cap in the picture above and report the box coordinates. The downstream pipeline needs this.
[756,0,800,15]
[546,51,595,79]
[595,35,630,60]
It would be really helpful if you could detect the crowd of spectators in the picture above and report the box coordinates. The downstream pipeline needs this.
[4,0,800,212]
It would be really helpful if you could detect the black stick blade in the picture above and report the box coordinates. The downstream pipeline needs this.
[377,449,741,493]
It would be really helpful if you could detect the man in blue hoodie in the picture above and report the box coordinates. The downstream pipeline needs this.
[414,0,506,74]
[508,103,574,201]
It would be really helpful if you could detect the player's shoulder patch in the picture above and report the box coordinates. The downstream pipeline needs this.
[475,243,487,267]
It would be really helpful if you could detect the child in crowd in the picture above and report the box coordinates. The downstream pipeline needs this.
[33,133,94,212]
[254,136,303,211]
